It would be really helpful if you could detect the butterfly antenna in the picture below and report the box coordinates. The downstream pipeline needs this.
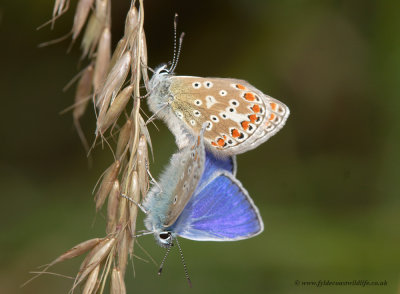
[175,237,192,287]
[169,13,185,73]
[158,244,172,276]
[170,32,185,73]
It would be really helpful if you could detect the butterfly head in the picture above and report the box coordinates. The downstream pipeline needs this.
[155,231,174,248]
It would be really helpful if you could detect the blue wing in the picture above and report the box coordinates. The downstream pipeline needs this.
[169,171,263,241]
[199,151,236,188]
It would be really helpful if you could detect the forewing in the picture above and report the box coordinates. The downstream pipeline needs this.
[169,76,289,155]
[163,129,206,227]
[169,171,263,241]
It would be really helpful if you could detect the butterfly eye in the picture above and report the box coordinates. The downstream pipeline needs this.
[219,90,227,96]
[204,81,213,88]
[159,232,171,240]
[192,82,201,89]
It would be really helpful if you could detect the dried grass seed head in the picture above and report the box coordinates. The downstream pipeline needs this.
[109,38,128,73]
[81,0,109,58]
[75,237,116,287]
[73,64,94,120]
[98,85,133,135]
[128,171,140,236]
[93,27,111,94]
[95,160,121,211]
[96,51,131,121]
[117,230,129,276]
[124,6,139,48]
[82,264,100,294]
[107,180,120,234]
[116,119,132,159]
[137,135,149,198]
[111,268,126,294]
[72,0,95,40]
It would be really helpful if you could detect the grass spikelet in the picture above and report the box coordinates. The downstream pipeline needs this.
[50,238,102,266]
[140,31,149,90]
[116,119,132,159]
[74,237,116,288]
[109,38,128,73]
[95,160,121,211]
[73,65,94,121]
[124,6,139,48]
[82,264,100,294]
[128,171,140,237]
[117,230,129,276]
[137,135,149,198]
[72,0,95,40]
[98,85,133,135]
[107,180,120,234]
[96,51,131,119]
[111,268,126,294]
[93,27,111,94]
[81,0,109,58]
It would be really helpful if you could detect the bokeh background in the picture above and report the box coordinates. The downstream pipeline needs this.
[1,1,399,293]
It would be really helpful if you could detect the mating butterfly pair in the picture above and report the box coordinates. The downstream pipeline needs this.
[141,66,289,246]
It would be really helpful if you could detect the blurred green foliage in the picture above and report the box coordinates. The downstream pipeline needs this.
[0,1,398,293]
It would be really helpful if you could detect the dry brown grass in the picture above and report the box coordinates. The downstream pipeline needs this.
[27,0,151,293]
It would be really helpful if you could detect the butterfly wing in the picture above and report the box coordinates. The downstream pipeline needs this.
[168,76,289,156]
[163,131,206,227]
[168,171,263,241]
[200,150,237,188]
[143,128,206,230]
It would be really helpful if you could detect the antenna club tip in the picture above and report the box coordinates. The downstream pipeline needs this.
[158,268,163,275]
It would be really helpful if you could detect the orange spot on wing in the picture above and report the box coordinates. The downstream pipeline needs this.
[223,135,227,140]
[270,102,277,110]
[211,141,217,146]
[237,84,246,90]
[269,113,275,121]
[244,92,255,101]
[232,129,240,138]
[241,121,249,130]
[252,104,260,113]
[217,138,225,147]
[249,114,257,123]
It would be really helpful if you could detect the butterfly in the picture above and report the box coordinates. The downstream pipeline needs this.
[147,65,290,157]
[141,126,263,247]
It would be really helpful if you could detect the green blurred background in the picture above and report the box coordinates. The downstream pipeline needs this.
[1,0,399,293]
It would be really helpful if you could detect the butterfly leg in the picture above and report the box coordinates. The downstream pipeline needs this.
[147,164,163,194]
[120,193,149,214]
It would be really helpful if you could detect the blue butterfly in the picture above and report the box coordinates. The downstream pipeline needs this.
[141,128,263,247]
